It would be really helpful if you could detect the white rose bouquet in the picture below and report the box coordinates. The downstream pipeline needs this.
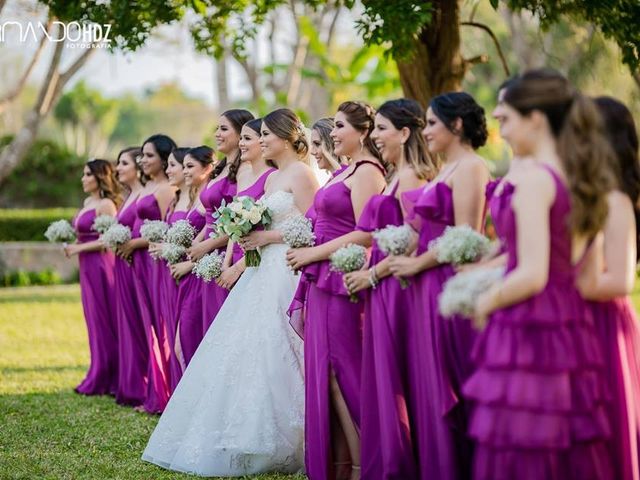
[213,196,272,266]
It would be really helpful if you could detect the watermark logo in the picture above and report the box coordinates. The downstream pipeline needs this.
[0,21,112,49]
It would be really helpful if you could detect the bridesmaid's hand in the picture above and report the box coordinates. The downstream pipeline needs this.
[286,247,317,271]
[187,240,210,262]
[343,270,371,294]
[170,261,193,280]
[117,240,136,261]
[216,264,242,290]
[148,242,163,257]
[388,255,421,278]
[238,230,271,250]
[473,289,497,330]
[63,243,81,258]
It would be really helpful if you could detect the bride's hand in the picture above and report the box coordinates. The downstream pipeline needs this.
[286,247,317,271]
[238,231,271,250]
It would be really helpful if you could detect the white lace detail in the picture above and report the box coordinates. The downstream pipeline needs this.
[142,191,305,477]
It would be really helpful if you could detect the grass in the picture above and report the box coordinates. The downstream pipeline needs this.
[0,285,305,480]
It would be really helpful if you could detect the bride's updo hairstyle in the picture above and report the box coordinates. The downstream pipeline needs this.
[429,92,488,150]
[262,108,309,162]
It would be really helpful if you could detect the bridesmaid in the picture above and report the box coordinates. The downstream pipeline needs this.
[113,147,149,406]
[464,69,614,479]
[119,133,177,414]
[578,96,640,480]
[216,118,277,291]
[287,101,387,480]
[342,99,435,479]
[65,159,120,395]
[167,146,213,384]
[387,92,490,479]
[187,110,254,333]
[148,148,191,393]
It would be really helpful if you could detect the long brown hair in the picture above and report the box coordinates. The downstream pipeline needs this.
[263,108,309,162]
[504,69,615,237]
[186,145,215,207]
[211,109,254,183]
[312,117,347,171]
[87,159,122,208]
[337,101,387,174]
[168,147,190,214]
[116,146,145,186]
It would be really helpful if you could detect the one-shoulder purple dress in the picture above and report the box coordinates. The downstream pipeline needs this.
[294,160,383,480]
[172,207,207,388]
[355,183,420,479]
[463,165,613,480]
[73,208,118,395]
[132,193,170,413]
[114,198,149,406]
[199,176,236,333]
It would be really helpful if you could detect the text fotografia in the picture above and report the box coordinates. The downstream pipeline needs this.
[0,21,112,48]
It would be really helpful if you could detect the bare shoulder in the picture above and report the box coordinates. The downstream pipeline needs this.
[608,190,634,220]
[97,198,117,215]
[353,161,385,179]
[397,167,424,192]
[512,165,555,206]
[458,154,489,177]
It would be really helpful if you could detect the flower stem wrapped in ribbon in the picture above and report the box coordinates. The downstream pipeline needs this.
[213,196,272,267]
[372,224,413,288]
[330,243,368,302]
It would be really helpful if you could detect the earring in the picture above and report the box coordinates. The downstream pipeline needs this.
[359,137,364,152]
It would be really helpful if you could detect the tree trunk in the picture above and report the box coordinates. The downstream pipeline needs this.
[0,38,96,183]
[396,0,465,107]
[216,53,230,112]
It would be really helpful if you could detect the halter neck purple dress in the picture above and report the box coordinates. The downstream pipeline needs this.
[173,206,207,389]
[73,208,118,396]
[132,193,170,413]
[463,165,613,480]
[355,182,420,479]
[199,175,236,333]
[114,198,149,406]
[294,160,384,480]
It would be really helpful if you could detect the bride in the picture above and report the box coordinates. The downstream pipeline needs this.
[142,108,320,476]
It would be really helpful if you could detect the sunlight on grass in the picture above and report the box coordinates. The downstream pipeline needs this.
[0,285,305,480]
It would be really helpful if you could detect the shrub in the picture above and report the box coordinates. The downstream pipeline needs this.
[0,208,77,241]
[1,268,64,287]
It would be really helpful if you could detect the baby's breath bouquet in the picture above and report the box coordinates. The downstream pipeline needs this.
[439,266,504,328]
[44,220,76,243]
[429,225,491,265]
[160,243,187,265]
[372,224,413,288]
[330,243,368,302]
[140,220,169,243]
[213,196,272,267]
[282,215,315,274]
[164,219,196,248]
[91,214,117,234]
[192,251,225,283]
[100,224,131,251]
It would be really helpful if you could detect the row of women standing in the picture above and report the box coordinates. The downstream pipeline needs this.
[64,67,640,480]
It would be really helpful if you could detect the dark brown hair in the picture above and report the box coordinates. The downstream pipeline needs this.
[116,146,145,185]
[263,108,309,161]
[86,159,122,208]
[337,101,384,169]
[168,147,191,213]
[142,134,177,172]
[429,92,488,149]
[211,109,255,183]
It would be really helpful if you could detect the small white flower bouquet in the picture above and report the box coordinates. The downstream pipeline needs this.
[213,196,272,267]
[164,219,196,248]
[330,243,368,302]
[372,224,413,288]
[282,215,315,274]
[91,214,117,234]
[192,251,225,283]
[140,220,169,243]
[100,223,131,251]
[429,225,491,265]
[44,219,76,243]
[160,243,187,265]
[438,266,504,328]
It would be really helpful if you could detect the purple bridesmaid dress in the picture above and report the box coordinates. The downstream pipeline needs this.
[199,176,236,333]
[132,193,170,413]
[355,183,419,480]
[158,208,188,394]
[172,207,206,388]
[463,165,613,480]
[591,295,640,480]
[295,160,384,480]
[73,209,118,395]
[114,199,149,405]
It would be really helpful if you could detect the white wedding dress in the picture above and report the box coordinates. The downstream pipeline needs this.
[142,190,305,477]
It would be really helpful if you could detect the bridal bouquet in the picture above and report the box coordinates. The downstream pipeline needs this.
[214,196,272,266]
[100,223,132,251]
[164,220,196,248]
[192,251,225,282]
[91,214,117,234]
[330,243,368,302]
[429,225,490,265]
[372,224,413,288]
[439,266,504,328]
[140,220,169,243]
[44,219,76,243]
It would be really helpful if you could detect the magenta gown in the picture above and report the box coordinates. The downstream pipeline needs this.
[463,165,613,480]
[132,193,170,413]
[591,296,640,480]
[172,207,207,388]
[73,208,118,395]
[355,183,419,480]
[114,198,149,406]
[293,160,383,480]
[199,176,236,333]
[158,208,188,394]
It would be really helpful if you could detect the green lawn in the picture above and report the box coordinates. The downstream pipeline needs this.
[0,285,305,480]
